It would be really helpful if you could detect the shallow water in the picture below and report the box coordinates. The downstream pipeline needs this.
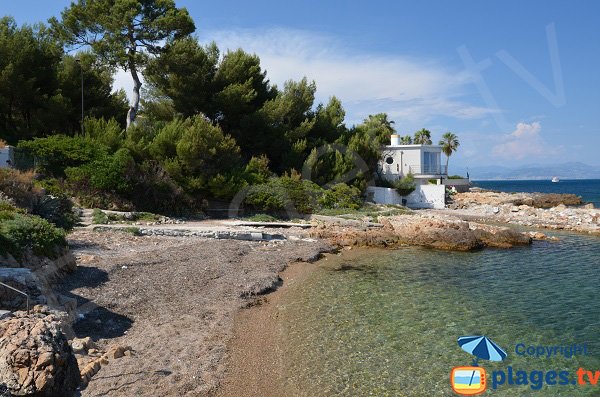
[278,232,600,396]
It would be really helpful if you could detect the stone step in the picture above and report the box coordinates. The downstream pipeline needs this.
[0,310,12,320]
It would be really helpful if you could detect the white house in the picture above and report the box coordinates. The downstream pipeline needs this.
[379,134,446,184]
[366,134,467,209]
[0,145,14,168]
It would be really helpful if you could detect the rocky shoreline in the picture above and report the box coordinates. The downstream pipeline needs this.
[445,190,600,235]
[1,189,597,396]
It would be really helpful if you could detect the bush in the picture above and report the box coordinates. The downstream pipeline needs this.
[18,135,106,177]
[244,174,324,216]
[394,174,416,196]
[0,213,67,259]
[0,169,77,230]
[66,148,135,194]
[92,209,109,224]
[0,169,42,210]
[32,194,79,230]
[319,183,363,210]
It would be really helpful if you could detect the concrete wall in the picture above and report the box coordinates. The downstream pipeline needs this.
[444,178,471,193]
[0,146,14,168]
[366,184,446,209]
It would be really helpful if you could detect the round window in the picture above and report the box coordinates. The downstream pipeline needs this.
[385,156,394,164]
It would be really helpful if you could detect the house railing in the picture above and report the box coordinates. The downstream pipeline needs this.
[407,164,447,175]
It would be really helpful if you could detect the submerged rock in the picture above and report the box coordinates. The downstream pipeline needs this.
[0,307,80,396]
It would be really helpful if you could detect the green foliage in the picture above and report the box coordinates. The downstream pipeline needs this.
[413,128,432,145]
[448,175,464,179]
[122,226,142,236]
[244,155,272,185]
[92,209,108,224]
[244,174,324,215]
[0,213,67,258]
[439,132,460,173]
[83,117,125,151]
[66,148,135,194]
[244,213,279,222]
[18,135,106,177]
[0,17,127,142]
[51,0,195,70]
[394,174,417,196]
[32,194,78,230]
[318,183,363,210]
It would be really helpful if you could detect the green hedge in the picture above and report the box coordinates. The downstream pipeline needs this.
[0,212,67,259]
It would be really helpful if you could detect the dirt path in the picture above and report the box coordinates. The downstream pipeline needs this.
[56,229,329,396]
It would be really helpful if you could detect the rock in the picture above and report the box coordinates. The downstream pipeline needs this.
[583,203,595,209]
[0,308,80,396]
[553,204,567,211]
[492,207,500,214]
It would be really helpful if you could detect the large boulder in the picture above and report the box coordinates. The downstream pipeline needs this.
[0,307,80,396]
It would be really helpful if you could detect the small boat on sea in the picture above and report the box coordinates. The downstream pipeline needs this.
[551,176,560,183]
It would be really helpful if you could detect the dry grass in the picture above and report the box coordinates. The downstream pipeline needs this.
[0,168,41,210]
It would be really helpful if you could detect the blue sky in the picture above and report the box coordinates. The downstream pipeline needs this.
[4,0,600,169]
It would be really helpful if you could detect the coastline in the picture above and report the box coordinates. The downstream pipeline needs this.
[212,256,322,397]
[2,190,598,395]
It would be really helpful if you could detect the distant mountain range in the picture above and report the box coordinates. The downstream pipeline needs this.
[456,162,600,180]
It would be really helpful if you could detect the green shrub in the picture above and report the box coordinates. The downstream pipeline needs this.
[319,183,363,210]
[32,194,79,230]
[18,135,107,178]
[448,175,464,179]
[244,174,324,215]
[1,169,77,230]
[394,174,416,196]
[92,209,109,224]
[66,148,135,194]
[244,213,279,222]
[0,213,67,258]
[122,226,142,236]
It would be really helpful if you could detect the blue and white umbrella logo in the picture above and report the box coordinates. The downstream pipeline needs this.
[458,335,507,366]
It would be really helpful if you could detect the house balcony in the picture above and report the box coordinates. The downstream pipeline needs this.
[407,164,448,177]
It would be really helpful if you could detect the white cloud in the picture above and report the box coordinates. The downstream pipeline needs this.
[492,122,559,160]
[201,28,497,126]
[111,28,497,126]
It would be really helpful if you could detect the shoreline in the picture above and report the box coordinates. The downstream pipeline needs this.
[2,190,598,395]
[212,256,323,397]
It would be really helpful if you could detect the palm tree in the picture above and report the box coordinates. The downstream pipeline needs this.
[399,135,413,144]
[439,132,460,174]
[413,128,432,145]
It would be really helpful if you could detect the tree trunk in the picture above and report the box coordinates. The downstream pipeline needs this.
[126,63,142,130]
[445,155,450,175]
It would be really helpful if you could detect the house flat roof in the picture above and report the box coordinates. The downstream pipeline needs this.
[384,144,442,149]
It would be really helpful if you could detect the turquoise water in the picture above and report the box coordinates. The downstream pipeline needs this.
[279,233,600,396]
[473,179,600,208]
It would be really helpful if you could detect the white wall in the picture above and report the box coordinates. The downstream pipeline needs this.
[0,146,13,168]
[366,184,446,209]
[380,145,443,179]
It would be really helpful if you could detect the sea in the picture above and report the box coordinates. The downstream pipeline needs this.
[472,179,600,208]
[275,180,600,396]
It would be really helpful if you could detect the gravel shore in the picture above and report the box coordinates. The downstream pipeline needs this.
[55,229,329,396]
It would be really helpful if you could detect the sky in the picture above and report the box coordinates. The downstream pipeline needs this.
[3,0,600,170]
